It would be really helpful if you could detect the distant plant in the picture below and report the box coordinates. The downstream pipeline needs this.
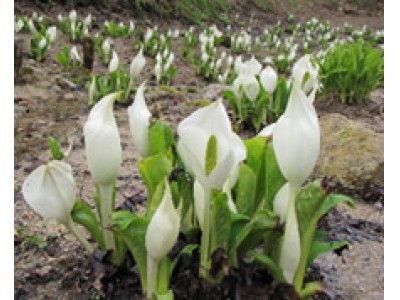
[319,41,384,104]
[102,20,134,38]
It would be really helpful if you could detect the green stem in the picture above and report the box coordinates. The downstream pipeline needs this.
[99,183,116,250]
[200,187,211,278]
[124,77,133,100]
[147,255,159,299]
[65,216,94,253]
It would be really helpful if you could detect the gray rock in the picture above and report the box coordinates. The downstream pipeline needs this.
[314,113,383,189]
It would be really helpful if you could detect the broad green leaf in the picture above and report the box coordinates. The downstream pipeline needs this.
[112,211,149,291]
[148,120,176,157]
[139,153,172,203]
[236,210,280,257]
[210,190,230,254]
[294,181,354,292]
[308,230,348,265]
[71,199,105,249]
[205,135,218,176]
[250,250,286,282]
[235,164,257,216]
[244,136,268,206]
[264,142,286,211]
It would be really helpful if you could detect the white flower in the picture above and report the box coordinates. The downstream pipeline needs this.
[84,92,122,185]
[15,19,24,32]
[108,50,119,73]
[84,13,92,27]
[273,83,320,187]
[130,48,146,80]
[292,54,319,94]
[38,37,47,50]
[177,100,245,190]
[28,19,36,34]
[46,26,57,43]
[233,74,260,101]
[22,160,76,223]
[69,9,77,23]
[260,66,278,94]
[127,82,151,157]
[145,181,180,261]
[70,46,80,63]
[102,38,111,56]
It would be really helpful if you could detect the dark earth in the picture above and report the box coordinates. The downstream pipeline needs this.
[14,0,383,299]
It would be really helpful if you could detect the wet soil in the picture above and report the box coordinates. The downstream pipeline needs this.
[14,1,383,299]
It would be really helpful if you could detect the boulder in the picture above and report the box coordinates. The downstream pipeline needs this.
[314,113,383,189]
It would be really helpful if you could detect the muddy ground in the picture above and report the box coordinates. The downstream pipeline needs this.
[14,1,383,299]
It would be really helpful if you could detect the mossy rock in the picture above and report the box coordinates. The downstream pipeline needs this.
[314,113,383,189]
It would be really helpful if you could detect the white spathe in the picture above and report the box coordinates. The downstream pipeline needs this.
[260,66,278,94]
[46,26,57,43]
[272,84,320,187]
[22,160,77,223]
[292,54,319,94]
[108,50,119,73]
[145,182,180,261]
[130,48,146,79]
[127,82,151,157]
[84,92,122,185]
[233,73,260,102]
[177,100,245,190]
[70,46,80,62]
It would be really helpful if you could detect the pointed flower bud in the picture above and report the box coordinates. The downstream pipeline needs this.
[130,48,145,80]
[260,66,278,94]
[108,50,119,73]
[272,84,320,187]
[127,82,151,157]
[145,181,180,261]
[46,26,57,43]
[84,92,122,185]
[22,160,76,223]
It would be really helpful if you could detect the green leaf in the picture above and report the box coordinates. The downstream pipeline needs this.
[146,181,166,219]
[264,142,286,211]
[244,136,268,206]
[237,210,280,257]
[148,120,176,157]
[235,164,257,216]
[250,250,286,282]
[205,135,218,176]
[308,230,348,265]
[48,136,64,160]
[293,181,354,292]
[71,199,105,249]
[139,153,172,203]
[210,190,230,254]
[113,211,149,291]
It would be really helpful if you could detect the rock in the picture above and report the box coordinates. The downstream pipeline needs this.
[314,113,383,189]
